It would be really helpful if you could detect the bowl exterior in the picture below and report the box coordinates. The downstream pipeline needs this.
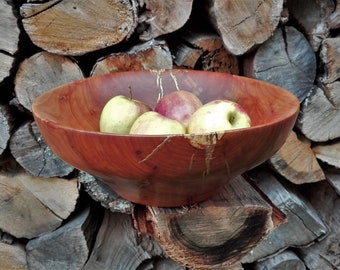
[33,70,299,206]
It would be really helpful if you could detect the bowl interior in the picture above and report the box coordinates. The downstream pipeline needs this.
[34,69,297,133]
[32,69,300,206]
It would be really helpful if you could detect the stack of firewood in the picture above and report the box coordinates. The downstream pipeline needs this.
[1,0,339,269]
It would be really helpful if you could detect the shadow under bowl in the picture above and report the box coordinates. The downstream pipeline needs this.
[32,69,299,207]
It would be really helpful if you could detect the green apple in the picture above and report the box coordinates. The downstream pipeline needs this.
[187,99,251,134]
[130,111,186,135]
[99,95,151,134]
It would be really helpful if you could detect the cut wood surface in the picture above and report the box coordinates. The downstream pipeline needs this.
[0,241,27,270]
[137,0,193,41]
[171,28,239,73]
[297,86,340,142]
[286,0,334,51]
[10,121,74,178]
[133,175,280,269]
[0,170,79,239]
[297,181,340,270]
[14,51,84,112]
[26,206,98,270]
[242,167,327,263]
[83,211,173,270]
[320,37,340,84]
[244,26,316,102]
[268,131,325,184]
[254,249,306,270]
[91,39,173,76]
[203,0,283,55]
[312,140,340,169]
[20,0,138,56]
[328,0,340,29]
[0,0,20,55]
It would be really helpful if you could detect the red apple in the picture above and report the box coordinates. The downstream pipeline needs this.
[188,99,251,134]
[130,111,186,135]
[155,90,202,127]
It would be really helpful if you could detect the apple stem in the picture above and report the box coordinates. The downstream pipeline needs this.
[128,85,133,100]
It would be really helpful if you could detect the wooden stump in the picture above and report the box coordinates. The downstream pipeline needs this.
[203,0,283,55]
[133,175,281,269]
[286,0,335,51]
[0,170,79,239]
[9,121,74,178]
[14,51,84,112]
[297,86,340,142]
[244,26,316,102]
[137,0,193,41]
[268,131,325,184]
[242,167,327,263]
[91,39,173,76]
[20,0,138,56]
[26,206,99,270]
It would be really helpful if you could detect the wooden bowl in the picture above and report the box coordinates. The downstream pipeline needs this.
[32,70,299,207]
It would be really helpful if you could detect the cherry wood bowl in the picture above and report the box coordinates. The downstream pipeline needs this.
[32,70,299,207]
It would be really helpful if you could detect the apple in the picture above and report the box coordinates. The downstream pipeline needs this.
[130,111,186,135]
[155,90,202,126]
[99,95,151,134]
[187,99,251,134]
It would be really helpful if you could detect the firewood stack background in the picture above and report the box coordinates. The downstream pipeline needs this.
[1,0,340,269]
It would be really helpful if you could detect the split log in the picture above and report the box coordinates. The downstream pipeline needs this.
[286,0,334,51]
[0,170,79,239]
[0,241,27,270]
[78,171,134,214]
[297,86,340,142]
[171,28,239,73]
[20,0,138,56]
[0,0,20,82]
[9,121,74,178]
[202,0,283,55]
[328,0,340,29]
[83,210,177,270]
[91,39,173,76]
[297,180,340,270]
[320,37,340,84]
[137,0,193,41]
[14,51,84,112]
[26,205,99,270]
[242,167,327,263]
[312,140,340,169]
[0,105,16,155]
[254,249,306,270]
[133,175,282,269]
[323,167,340,195]
[244,26,316,102]
[268,131,325,184]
